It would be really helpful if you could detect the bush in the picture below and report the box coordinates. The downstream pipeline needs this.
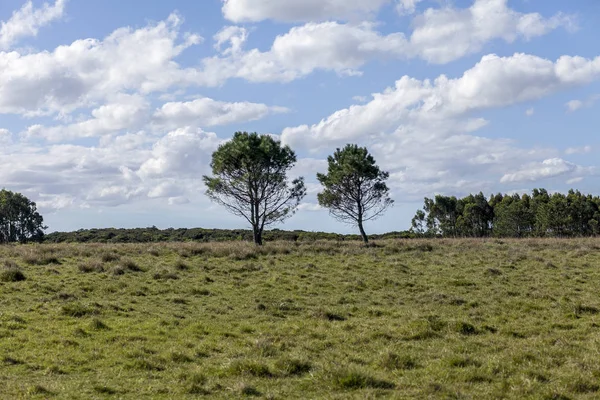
[1,266,26,282]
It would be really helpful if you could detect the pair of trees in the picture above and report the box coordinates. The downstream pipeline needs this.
[204,132,393,245]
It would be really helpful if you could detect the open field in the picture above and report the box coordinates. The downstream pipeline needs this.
[1,239,600,399]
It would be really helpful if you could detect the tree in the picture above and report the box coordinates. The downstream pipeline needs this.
[411,209,426,235]
[317,144,393,243]
[493,194,534,237]
[203,132,306,245]
[0,190,46,243]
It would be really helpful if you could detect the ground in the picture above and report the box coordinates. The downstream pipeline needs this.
[1,239,599,399]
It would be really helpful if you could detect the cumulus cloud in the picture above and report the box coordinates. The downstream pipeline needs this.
[202,22,408,84]
[204,0,575,85]
[282,53,600,151]
[24,94,150,142]
[137,127,221,180]
[500,158,582,183]
[153,98,289,129]
[221,0,390,22]
[0,13,202,115]
[410,0,576,63]
[0,0,67,50]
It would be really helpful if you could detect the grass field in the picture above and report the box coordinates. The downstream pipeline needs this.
[1,239,600,399]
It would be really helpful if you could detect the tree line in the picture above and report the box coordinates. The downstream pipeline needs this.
[411,189,600,238]
[43,227,414,244]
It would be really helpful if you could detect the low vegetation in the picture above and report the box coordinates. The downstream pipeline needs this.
[1,239,599,398]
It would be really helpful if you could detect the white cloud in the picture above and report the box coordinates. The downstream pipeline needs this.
[0,0,67,50]
[214,26,249,55]
[282,53,600,151]
[153,97,289,129]
[526,108,534,116]
[202,21,408,84]
[168,196,190,206]
[565,145,592,155]
[565,94,600,112]
[204,1,575,85]
[500,158,581,183]
[137,127,221,180]
[411,0,575,64]
[0,13,203,116]
[566,100,584,112]
[352,95,368,103]
[567,177,584,185]
[148,182,184,198]
[221,0,390,23]
[24,94,150,142]
[297,203,323,212]
[36,193,75,212]
[396,0,425,16]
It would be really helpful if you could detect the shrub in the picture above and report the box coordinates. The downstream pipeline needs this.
[0,267,25,282]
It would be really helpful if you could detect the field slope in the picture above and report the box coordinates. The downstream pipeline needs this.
[1,239,600,399]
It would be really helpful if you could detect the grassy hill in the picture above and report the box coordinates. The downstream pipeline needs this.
[1,239,599,398]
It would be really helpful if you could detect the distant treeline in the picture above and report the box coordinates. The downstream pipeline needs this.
[44,227,414,243]
[412,189,600,238]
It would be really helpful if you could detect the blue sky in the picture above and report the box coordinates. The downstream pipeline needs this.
[0,0,599,234]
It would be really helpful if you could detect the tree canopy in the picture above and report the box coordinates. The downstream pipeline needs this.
[0,189,46,243]
[203,132,306,245]
[317,144,393,243]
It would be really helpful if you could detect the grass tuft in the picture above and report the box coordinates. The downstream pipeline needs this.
[332,369,395,390]
[379,352,418,370]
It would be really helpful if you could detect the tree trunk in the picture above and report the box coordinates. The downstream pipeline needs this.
[252,225,263,246]
[358,219,368,244]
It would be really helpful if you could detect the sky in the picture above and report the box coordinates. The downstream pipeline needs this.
[0,0,599,234]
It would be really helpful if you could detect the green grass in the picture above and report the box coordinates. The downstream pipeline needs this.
[1,239,600,398]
